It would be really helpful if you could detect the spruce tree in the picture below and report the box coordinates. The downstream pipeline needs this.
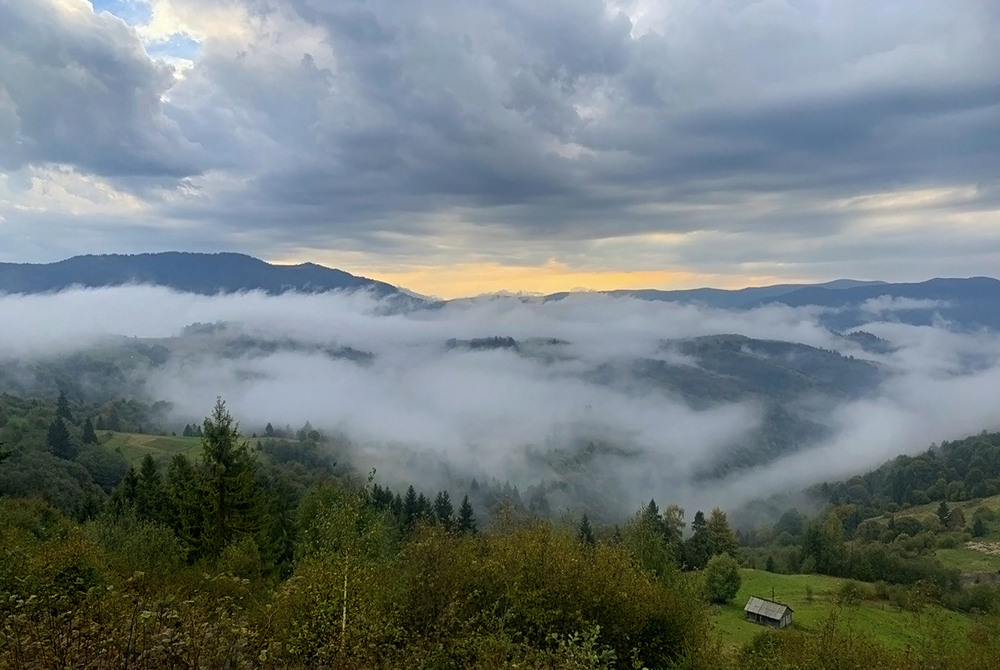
[55,391,73,422]
[457,495,477,534]
[403,486,419,528]
[684,510,711,569]
[199,398,262,558]
[46,418,76,459]
[578,513,596,546]
[433,490,454,531]
[81,417,98,445]
[706,507,738,557]
[936,500,951,527]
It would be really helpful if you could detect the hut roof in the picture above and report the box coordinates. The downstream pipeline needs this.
[744,596,793,620]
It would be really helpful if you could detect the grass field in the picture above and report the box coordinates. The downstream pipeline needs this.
[711,569,973,651]
[100,431,202,467]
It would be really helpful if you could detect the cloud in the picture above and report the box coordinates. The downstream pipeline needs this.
[1,0,998,291]
[4,286,1000,519]
[0,0,206,177]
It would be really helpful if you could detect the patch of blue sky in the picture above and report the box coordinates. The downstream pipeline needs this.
[146,33,201,61]
[91,0,152,26]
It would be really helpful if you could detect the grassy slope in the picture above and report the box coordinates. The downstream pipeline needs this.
[865,494,1000,573]
[101,432,202,467]
[711,569,973,650]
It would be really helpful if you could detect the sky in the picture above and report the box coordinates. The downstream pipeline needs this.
[0,0,998,298]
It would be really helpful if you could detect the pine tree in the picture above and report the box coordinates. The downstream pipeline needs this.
[137,454,170,524]
[199,398,263,558]
[47,418,76,459]
[684,510,711,569]
[403,486,419,528]
[578,513,596,546]
[706,507,738,557]
[56,391,73,422]
[457,495,477,534]
[81,417,98,444]
[95,414,106,430]
[433,490,454,531]
[416,493,432,523]
[166,453,203,557]
[936,500,951,527]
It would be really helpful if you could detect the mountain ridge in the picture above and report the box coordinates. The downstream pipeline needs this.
[0,252,404,298]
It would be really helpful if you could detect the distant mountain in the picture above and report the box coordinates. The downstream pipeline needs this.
[549,277,1000,331]
[0,252,406,298]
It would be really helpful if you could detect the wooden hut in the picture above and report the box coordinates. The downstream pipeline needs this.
[743,596,793,628]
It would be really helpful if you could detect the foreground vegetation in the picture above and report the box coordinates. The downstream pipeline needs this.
[3,392,1000,668]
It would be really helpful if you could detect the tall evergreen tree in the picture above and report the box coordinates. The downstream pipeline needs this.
[706,507,738,557]
[55,391,73,422]
[402,486,419,528]
[684,510,711,569]
[936,500,951,527]
[457,495,477,534]
[198,398,263,558]
[166,453,203,558]
[137,454,170,525]
[46,418,76,459]
[433,490,454,531]
[578,513,596,546]
[81,417,98,444]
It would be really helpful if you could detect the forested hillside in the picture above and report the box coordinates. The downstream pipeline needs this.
[3,391,1000,668]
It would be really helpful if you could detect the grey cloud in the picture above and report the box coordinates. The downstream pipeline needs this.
[0,0,207,177]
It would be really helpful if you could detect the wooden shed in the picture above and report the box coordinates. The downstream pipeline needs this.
[743,596,793,628]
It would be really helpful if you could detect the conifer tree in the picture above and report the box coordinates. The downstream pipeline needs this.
[81,416,98,444]
[684,510,711,569]
[433,490,454,530]
[402,486,419,528]
[46,417,76,459]
[706,507,738,557]
[936,500,951,527]
[578,513,596,546]
[56,391,73,422]
[457,495,477,534]
[198,398,263,558]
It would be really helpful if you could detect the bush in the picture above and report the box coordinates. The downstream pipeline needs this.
[703,554,742,604]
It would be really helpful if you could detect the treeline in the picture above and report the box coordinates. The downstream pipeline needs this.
[822,430,1000,511]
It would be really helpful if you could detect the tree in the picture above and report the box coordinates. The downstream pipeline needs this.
[936,500,951,527]
[578,513,596,546]
[703,553,742,604]
[198,397,263,558]
[46,418,76,460]
[972,517,987,538]
[706,507,738,557]
[56,391,73,422]
[662,504,685,543]
[684,511,711,570]
[433,490,454,531]
[137,454,170,525]
[81,417,98,445]
[457,495,477,534]
[402,486,419,528]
